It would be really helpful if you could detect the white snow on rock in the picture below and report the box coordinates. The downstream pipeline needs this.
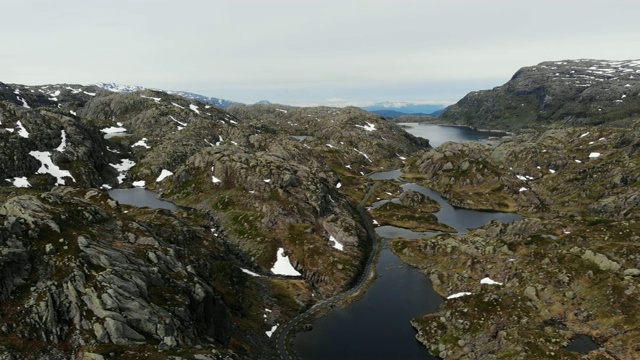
[109,159,136,184]
[519,187,528,192]
[16,96,30,108]
[101,126,127,134]
[516,175,528,181]
[329,235,344,251]
[55,130,67,152]
[263,179,271,183]
[168,115,187,128]
[189,104,200,114]
[29,151,76,185]
[447,292,472,300]
[549,169,556,174]
[132,180,146,188]
[6,177,31,188]
[132,138,151,149]
[172,102,185,109]
[69,110,77,116]
[16,121,29,138]
[265,324,278,338]
[270,248,301,276]
[372,219,379,225]
[100,184,112,190]
[480,277,503,286]
[589,152,601,158]
[575,159,582,163]
[275,109,288,113]
[336,182,342,189]
[356,122,376,131]
[156,169,173,182]
[83,91,96,96]
[140,95,161,103]
[353,148,372,162]
[212,176,222,184]
[241,268,260,277]
[580,132,590,138]
[326,144,335,148]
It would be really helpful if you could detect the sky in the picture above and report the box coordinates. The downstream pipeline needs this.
[2,0,639,106]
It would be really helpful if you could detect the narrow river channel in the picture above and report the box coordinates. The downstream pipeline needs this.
[294,124,520,359]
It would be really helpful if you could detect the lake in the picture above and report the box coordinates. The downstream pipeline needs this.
[108,188,178,211]
[293,125,520,359]
[398,123,507,148]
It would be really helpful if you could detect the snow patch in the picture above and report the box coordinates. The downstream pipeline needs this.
[16,96,30,108]
[109,159,136,184]
[132,180,145,188]
[336,182,342,189]
[329,235,344,251]
[270,248,301,276]
[189,104,200,114]
[480,277,503,286]
[29,151,76,185]
[156,169,173,182]
[172,102,185,109]
[241,268,260,277]
[356,122,376,132]
[265,324,278,338]
[16,121,29,138]
[55,130,67,152]
[589,152,601,158]
[140,95,161,103]
[132,138,151,149]
[211,176,222,184]
[101,126,127,134]
[447,292,472,300]
[6,177,31,188]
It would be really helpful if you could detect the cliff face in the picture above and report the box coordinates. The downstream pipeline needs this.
[441,59,640,130]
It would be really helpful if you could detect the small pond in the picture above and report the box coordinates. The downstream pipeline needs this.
[108,188,178,211]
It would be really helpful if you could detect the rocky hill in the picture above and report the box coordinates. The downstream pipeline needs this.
[441,59,640,130]
[0,80,428,359]
[397,117,640,359]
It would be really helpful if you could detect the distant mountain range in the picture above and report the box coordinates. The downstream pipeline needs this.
[361,102,447,117]
[94,82,241,108]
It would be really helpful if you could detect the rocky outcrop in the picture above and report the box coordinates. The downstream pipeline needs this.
[441,59,640,130]
[396,119,640,359]
[0,188,255,358]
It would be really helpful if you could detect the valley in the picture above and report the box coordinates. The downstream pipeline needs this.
[0,58,639,360]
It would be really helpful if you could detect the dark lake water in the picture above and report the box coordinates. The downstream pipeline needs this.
[294,126,522,359]
[398,123,506,148]
[566,334,599,354]
[108,188,178,211]
[294,241,442,360]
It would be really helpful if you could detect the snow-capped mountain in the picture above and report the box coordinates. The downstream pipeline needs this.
[94,83,241,109]
[94,82,146,93]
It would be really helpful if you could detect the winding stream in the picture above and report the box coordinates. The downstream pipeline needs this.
[293,124,520,359]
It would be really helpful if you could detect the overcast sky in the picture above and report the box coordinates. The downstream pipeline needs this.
[2,0,639,106]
